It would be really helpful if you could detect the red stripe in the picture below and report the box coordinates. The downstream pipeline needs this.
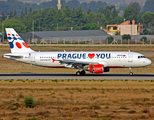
[107,66,125,68]
[43,66,65,68]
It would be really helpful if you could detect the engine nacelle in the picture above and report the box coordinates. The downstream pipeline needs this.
[84,64,104,73]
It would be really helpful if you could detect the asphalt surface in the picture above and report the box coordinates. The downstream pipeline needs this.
[0,73,154,80]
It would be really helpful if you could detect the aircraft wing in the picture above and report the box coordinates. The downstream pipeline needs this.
[56,59,99,67]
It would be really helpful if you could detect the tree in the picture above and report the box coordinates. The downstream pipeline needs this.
[87,9,92,14]
[81,2,88,11]
[2,19,26,34]
[20,10,24,18]
[30,7,32,12]
[61,0,66,9]
[75,6,86,26]
[63,5,71,18]
[86,12,95,23]
[144,0,154,12]
[67,0,80,9]
[123,2,141,23]
[96,1,107,10]
[56,10,63,22]
[111,6,118,19]
[1,11,6,22]
[70,8,77,26]
[123,6,132,20]
[118,5,127,10]
[88,1,97,12]
[95,13,107,27]
[82,23,99,30]
[98,5,118,21]
[25,7,27,16]
[141,12,154,27]
[150,26,154,34]
[143,29,152,35]
[14,10,17,17]
[129,2,141,14]
[140,36,147,43]
[129,2,141,23]
[9,10,13,18]
[122,34,131,40]
[105,36,113,44]
[102,6,113,20]
[63,17,74,27]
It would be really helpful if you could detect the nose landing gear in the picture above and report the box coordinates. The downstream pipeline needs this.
[129,67,133,76]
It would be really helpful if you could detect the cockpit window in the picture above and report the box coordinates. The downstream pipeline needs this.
[138,56,146,58]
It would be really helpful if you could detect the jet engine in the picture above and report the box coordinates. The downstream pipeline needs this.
[84,64,104,73]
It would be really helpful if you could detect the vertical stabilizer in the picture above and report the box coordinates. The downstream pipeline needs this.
[5,28,34,53]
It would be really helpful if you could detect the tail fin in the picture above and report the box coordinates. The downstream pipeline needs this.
[6,28,34,53]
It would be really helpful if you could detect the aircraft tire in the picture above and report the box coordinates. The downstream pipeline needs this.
[80,70,86,76]
[76,71,81,76]
[129,72,133,76]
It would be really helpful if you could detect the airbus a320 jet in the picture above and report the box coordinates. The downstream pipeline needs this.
[3,28,152,76]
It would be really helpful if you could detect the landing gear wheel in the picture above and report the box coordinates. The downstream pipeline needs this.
[76,71,81,76]
[129,67,133,76]
[129,72,133,76]
[80,70,86,76]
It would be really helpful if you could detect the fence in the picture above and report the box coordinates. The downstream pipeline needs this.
[27,38,154,45]
[1,38,154,45]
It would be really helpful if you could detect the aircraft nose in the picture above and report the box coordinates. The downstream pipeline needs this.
[146,58,152,66]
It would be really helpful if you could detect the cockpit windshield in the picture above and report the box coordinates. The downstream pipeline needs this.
[138,56,146,58]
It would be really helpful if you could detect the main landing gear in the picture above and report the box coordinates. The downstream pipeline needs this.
[129,67,133,76]
[76,70,86,76]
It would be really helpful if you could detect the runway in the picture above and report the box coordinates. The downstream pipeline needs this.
[0,73,154,80]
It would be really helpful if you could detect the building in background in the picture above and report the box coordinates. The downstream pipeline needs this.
[106,20,143,36]
[21,30,108,43]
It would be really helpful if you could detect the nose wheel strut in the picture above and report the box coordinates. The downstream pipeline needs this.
[129,67,133,76]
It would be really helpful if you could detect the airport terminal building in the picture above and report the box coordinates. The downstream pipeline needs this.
[21,30,109,44]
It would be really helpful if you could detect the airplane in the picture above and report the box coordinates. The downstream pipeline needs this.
[3,28,152,76]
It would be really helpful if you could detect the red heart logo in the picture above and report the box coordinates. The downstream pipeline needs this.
[88,53,95,59]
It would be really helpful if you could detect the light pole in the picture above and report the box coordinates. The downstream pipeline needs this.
[32,20,34,45]
[2,24,4,43]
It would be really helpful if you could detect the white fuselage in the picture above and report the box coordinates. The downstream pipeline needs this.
[4,51,152,69]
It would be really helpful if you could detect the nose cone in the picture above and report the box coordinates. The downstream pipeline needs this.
[146,58,152,66]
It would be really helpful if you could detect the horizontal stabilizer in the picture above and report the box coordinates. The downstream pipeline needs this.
[3,54,23,59]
